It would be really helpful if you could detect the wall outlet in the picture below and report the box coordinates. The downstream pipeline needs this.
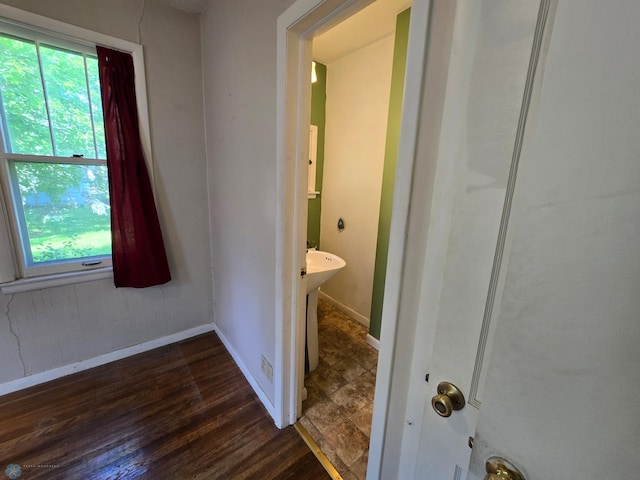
[261,355,273,383]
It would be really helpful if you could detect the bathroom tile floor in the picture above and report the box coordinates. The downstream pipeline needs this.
[299,298,379,480]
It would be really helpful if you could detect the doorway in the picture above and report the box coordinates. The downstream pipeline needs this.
[275,0,434,478]
[296,3,410,477]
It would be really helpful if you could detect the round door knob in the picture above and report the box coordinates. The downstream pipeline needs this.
[431,381,465,417]
[484,457,526,480]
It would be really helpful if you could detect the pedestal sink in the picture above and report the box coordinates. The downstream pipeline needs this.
[306,250,346,371]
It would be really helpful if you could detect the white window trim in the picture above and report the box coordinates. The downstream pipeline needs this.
[0,4,154,293]
[1,267,113,294]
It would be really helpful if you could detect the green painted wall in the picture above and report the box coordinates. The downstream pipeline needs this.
[307,62,327,249]
[370,8,411,340]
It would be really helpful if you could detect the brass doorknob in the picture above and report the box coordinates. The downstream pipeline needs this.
[484,456,526,480]
[431,382,465,417]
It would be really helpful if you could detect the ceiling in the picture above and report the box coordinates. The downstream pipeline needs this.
[313,0,412,64]
[158,0,412,64]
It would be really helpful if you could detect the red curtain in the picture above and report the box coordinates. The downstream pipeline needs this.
[97,46,171,288]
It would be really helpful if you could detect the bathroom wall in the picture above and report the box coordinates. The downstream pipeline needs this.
[0,1,212,386]
[369,8,411,339]
[319,34,395,324]
[307,62,327,249]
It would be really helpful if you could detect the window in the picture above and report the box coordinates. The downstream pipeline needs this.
[0,21,112,278]
[0,6,153,291]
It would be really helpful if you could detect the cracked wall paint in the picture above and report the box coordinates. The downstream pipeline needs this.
[0,294,27,382]
[138,0,147,44]
[5,294,26,376]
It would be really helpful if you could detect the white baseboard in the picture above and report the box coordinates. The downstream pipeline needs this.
[318,290,370,328]
[0,323,215,397]
[213,324,276,422]
[366,334,380,351]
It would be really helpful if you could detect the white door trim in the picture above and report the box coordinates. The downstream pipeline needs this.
[275,0,379,429]
[366,0,439,476]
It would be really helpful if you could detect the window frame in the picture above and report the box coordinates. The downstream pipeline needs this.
[0,30,111,277]
[0,154,112,278]
[0,4,153,292]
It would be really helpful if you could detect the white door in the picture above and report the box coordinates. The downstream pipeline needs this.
[465,0,640,477]
[386,0,640,479]
[390,0,547,478]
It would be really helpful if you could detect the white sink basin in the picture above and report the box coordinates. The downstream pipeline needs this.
[305,250,346,293]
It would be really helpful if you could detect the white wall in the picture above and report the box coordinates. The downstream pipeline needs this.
[319,34,395,322]
[201,0,296,406]
[0,0,212,385]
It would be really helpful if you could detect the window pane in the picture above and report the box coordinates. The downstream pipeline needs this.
[0,35,53,155]
[40,44,96,158]
[10,161,111,265]
[86,56,106,159]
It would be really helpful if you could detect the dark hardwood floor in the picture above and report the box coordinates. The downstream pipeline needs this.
[0,332,330,479]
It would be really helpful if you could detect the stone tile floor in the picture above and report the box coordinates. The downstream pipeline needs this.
[299,298,379,480]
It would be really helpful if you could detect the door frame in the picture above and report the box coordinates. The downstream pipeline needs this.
[275,0,441,476]
[275,0,379,429]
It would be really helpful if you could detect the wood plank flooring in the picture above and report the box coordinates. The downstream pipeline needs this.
[0,333,330,479]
